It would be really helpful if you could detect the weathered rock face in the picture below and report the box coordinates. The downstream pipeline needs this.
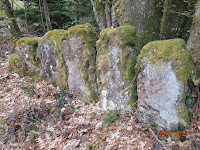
[8,23,99,101]
[187,0,200,73]
[15,38,40,73]
[62,23,99,99]
[115,0,156,39]
[136,39,193,131]
[96,26,139,111]
[8,37,41,77]
[91,0,195,47]
[38,29,68,88]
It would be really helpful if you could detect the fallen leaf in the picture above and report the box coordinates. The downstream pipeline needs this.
[194,78,200,86]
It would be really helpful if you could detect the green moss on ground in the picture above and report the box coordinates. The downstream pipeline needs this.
[136,38,193,81]
[63,23,99,99]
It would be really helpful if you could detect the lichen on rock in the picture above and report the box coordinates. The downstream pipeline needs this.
[8,53,36,77]
[96,26,139,111]
[62,23,99,100]
[15,37,41,74]
[136,38,193,131]
[38,29,68,88]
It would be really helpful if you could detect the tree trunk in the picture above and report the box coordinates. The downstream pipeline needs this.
[0,0,23,39]
[160,0,171,40]
[43,0,52,31]
[39,0,46,34]
[105,1,111,28]
[90,0,107,31]
[23,0,28,34]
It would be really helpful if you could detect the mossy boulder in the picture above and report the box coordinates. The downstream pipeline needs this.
[96,26,139,111]
[136,38,193,131]
[187,0,200,73]
[15,37,41,74]
[8,53,37,76]
[62,23,99,100]
[38,29,68,88]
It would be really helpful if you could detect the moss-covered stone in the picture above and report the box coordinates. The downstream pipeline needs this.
[16,37,41,47]
[15,37,41,75]
[97,26,139,81]
[136,38,193,130]
[8,53,37,77]
[39,29,68,89]
[62,23,99,99]
[97,26,139,111]
[136,38,193,81]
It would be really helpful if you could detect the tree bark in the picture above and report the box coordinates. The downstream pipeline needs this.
[90,0,107,31]
[43,0,52,31]
[39,0,46,34]
[23,0,28,33]
[0,0,23,39]
[105,1,111,28]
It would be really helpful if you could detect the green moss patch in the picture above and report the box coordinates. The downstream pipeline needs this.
[136,38,193,81]
[16,37,41,47]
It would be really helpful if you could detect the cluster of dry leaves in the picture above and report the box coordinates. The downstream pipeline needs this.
[0,56,199,150]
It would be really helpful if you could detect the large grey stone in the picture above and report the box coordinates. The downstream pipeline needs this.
[62,23,99,100]
[96,26,139,111]
[38,29,68,88]
[136,38,193,131]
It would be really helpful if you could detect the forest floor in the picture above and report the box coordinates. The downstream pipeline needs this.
[0,56,200,150]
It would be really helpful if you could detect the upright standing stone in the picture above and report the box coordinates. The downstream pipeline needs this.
[136,39,193,130]
[96,26,139,111]
[62,23,99,100]
[8,37,41,77]
[38,29,68,88]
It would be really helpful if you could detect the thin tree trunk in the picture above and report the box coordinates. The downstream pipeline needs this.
[90,0,107,30]
[160,0,171,39]
[11,0,13,9]
[105,1,111,28]
[0,0,23,39]
[39,0,46,34]
[43,0,52,31]
[23,0,28,33]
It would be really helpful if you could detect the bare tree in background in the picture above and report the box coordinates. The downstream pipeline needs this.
[23,0,28,33]
[39,0,46,34]
[43,0,52,31]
